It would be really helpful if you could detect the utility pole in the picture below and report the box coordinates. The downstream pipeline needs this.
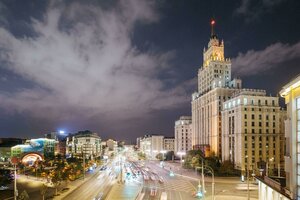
[201,159,205,198]
[14,164,18,200]
[83,144,85,181]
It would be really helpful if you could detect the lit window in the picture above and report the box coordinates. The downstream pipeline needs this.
[244,98,248,105]
[237,99,241,105]
[232,100,236,107]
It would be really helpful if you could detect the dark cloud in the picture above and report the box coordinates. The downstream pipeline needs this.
[0,0,190,138]
[232,41,300,76]
[235,0,286,22]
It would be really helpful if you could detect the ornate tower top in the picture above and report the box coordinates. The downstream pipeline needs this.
[211,19,216,37]
[203,19,226,67]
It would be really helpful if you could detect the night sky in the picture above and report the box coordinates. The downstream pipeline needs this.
[0,0,299,142]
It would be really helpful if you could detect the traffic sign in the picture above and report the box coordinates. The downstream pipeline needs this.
[11,157,19,165]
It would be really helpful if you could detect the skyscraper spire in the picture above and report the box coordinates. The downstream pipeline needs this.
[210,18,216,37]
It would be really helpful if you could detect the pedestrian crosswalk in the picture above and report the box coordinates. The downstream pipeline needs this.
[160,179,196,193]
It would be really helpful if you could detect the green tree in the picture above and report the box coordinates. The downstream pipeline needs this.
[155,153,163,160]
[18,190,29,200]
[51,172,61,196]
[40,184,48,200]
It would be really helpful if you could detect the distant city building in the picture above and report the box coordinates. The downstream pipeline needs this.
[106,139,118,151]
[136,137,142,148]
[191,24,242,157]
[163,137,175,152]
[174,116,192,154]
[222,89,286,177]
[279,74,300,199]
[139,135,164,158]
[66,130,102,159]
[11,138,56,165]
[45,131,67,156]
[0,138,25,163]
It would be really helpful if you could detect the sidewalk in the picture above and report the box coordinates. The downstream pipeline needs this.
[53,167,100,200]
[162,161,243,184]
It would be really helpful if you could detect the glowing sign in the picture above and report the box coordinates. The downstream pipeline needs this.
[22,153,43,166]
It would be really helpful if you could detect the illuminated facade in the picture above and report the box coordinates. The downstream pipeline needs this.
[139,135,164,158]
[11,138,56,164]
[174,116,192,154]
[163,137,175,152]
[280,74,300,199]
[191,21,242,156]
[66,130,102,159]
[222,89,285,175]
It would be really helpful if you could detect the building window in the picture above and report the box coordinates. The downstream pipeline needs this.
[252,114,255,120]
[259,114,262,120]
[266,115,269,120]
[245,114,247,119]
[252,122,255,126]
[273,115,276,120]
[252,129,255,133]
[259,122,262,127]
[266,122,269,127]
[245,121,247,126]
[244,98,248,105]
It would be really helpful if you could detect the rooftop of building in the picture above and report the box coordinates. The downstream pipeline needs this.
[231,88,267,98]
[0,138,26,147]
[164,137,175,139]
[255,175,292,200]
[179,116,191,120]
[280,73,300,96]
[69,130,101,138]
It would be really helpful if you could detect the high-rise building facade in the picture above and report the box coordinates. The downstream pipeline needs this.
[163,137,175,152]
[191,22,241,156]
[222,89,285,175]
[174,116,192,154]
[280,74,300,199]
[139,135,164,158]
[66,130,102,159]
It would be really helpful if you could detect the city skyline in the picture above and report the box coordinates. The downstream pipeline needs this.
[0,0,300,141]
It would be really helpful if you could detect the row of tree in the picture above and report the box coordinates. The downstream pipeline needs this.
[183,150,240,176]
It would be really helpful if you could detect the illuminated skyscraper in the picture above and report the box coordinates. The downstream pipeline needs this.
[191,20,241,156]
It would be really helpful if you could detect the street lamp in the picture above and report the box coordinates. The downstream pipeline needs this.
[177,151,186,166]
[195,165,215,200]
[266,157,274,176]
[245,155,250,200]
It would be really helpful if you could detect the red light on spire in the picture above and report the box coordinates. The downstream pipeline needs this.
[211,19,215,25]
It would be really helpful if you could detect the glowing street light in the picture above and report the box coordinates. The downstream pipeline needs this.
[177,151,186,166]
